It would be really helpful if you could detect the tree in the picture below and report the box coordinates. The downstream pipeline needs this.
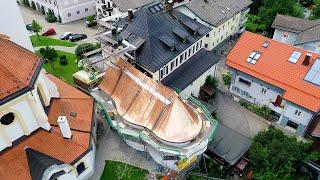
[45,9,57,23]
[31,20,42,40]
[310,0,320,19]
[246,0,304,35]
[205,75,218,89]
[40,46,58,72]
[249,0,263,15]
[249,126,319,179]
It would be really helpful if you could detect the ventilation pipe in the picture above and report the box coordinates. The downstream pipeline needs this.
[303,53,312,66]
[128,9,134,20]
[57,116,72,139]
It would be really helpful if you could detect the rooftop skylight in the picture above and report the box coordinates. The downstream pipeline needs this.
[288,51,302,64]
[247,51,261,64]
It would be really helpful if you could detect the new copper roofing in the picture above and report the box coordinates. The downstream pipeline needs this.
[226,31,320,112]
[0,39,94,179]
[99,60,203,143]
[0,36,43,105]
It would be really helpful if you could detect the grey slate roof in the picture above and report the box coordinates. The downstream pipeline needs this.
[25,148,64,180]
[161,49,219,90]
[118,5,211,72]
[272,14,320,44]
[207,123,251,165]
[112,0,156,12]
[185,0,252,27]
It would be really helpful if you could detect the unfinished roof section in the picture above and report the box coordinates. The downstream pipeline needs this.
[272,14,320,45]
[226,31,320,112]
[0,36,43,105]
[117,6,211,72]
[185,0,252,27]
[99,60,203,143]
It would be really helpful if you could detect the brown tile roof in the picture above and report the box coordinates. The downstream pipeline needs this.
[226,31,320,112]
[0,37,41,101]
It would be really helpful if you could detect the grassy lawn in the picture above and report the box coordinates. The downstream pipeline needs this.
[36,50,80,85]
[100,160,148,180]
[30,35,77,47]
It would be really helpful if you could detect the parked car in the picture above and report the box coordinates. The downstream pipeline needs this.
[60,32,73,40]
[42,28,56,36]
[26,24,33,31]
[69,34,87,42]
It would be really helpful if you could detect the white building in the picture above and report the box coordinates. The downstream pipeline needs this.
[0,0,33,52]
[272,14,320,54]
[176,0,252,51]
[0,36,96,179]
[226,31,320,137]
[95,3,220,99]
[22,0,96,23]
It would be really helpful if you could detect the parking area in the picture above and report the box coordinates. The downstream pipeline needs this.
[19,4,98,41]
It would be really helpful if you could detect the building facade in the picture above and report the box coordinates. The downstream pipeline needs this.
[272,14,320,54]
[227,31,320,137]
[22,0,96,23]
[0,0,34,52]
[0,36,96,179]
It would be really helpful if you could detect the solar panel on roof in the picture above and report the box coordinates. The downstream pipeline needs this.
[182,20,199,32]
[159,35,177,51]
[305,59,320,86]
[172,28,189,42]
[149,7,156,13]
[154,5,160,11]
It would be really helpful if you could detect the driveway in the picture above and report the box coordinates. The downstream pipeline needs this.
[19,5,98,41]
[90,115,158,180]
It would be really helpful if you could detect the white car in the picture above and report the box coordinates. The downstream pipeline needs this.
[60,32,72,40]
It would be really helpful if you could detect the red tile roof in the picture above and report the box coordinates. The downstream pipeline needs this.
[226,31,320,112]
[0,40,94,179]
[0,37,41,100]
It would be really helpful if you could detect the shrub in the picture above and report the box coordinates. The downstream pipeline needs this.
[75,43,96,58]
[205,75,218,89]
[222,72,231,88]
[240,100,272,119]
[45,10,57,23]
[59,55,67,65]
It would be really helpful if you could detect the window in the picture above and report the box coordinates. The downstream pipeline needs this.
[101,0,105,3]
[196,43,199,51]
[171,61,174,71]
[67,13,71,17]
[76,162,86,175]
[166,66,168,75]
[108,12,111,16]
[188,49,191,57]
[85,8,88,12]
[287,120,299,130]
[238,77,251,86]
[261,87,267,94]
[49,0,51,4]
[205,44,208,48]
[200,40,202,48]
[54,1,56,6]
[0,113,15,125]
[180,54,183,63]
[288,51,302,64]
[295,110,302,116]
[192,46,195,54]
[160,69,164,79]
[77,11,80,14]
[184,51,187,60]
[107,2,110,8]
[212,42,215,47]
[247,51,261,64]
[175,58,178,66]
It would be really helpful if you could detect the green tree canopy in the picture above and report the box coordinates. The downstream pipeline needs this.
[249,126,320,179]
[246,0,304,35]
[75,43,100,58]
[40,46,58,72]
[310,0,320,19]
[31,20,42,39]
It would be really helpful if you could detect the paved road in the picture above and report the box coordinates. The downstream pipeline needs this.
[90,116,158,180]
[19,5,99,42]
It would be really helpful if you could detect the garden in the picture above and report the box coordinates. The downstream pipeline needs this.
[30,35,77,47]
[100,160,148,180]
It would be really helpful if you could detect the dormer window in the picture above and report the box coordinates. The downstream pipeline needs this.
[247,51,261,64]
[0,113,15,125]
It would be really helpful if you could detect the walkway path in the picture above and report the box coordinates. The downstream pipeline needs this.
[34,45,76,53]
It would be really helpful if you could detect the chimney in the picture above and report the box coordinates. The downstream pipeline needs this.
[128,9,133,20]
[303,53,311,66]
[57,116,72,139]
[165,0,174,11]
[111,28,117,35]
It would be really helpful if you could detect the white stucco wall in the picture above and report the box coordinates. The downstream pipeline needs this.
[272,29,298,45]
[0,0,34,52]
[282,102,314,126]
[300,40,320,54]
